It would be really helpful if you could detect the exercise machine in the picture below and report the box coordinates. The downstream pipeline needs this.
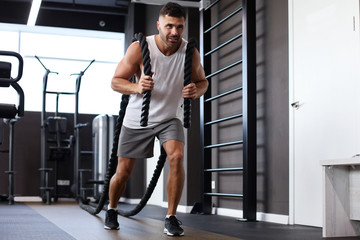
[36,56,94,204]
[90,114,115,201]
[0,50,24,204]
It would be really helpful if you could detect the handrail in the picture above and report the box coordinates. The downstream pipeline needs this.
[35,55,59,75]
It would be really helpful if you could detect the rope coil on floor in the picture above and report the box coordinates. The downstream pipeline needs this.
[80,33,196,217]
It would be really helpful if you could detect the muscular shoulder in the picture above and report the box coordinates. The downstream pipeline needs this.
[125,41,143,66]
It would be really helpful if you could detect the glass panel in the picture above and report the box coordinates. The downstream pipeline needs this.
[20,32,124,62]
[0,25,125,115]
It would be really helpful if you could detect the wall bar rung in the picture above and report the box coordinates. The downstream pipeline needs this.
[204,0,220,11]
[204,167,243,172]
[206,59,242,79]
[204,193,244,198]
[205,113,243,126]
[46,91,76,95]
[80,150,93,155]
[204,33,243,57]
[205,87,243,103]
[204,7,243,34]
[204,140,243,149]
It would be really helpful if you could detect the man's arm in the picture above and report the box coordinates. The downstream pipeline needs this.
[182,48,208,99]
[111,42,154,95]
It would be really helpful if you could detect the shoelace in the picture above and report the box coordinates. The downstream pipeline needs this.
[108,210,118,221]
[169,217,182,227]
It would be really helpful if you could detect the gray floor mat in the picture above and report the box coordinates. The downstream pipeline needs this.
[0,201,75,240]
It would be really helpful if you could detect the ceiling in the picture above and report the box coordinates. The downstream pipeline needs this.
[0,0,131,32]
[0,0,202,33]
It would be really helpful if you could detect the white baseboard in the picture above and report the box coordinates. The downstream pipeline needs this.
[119,197,141,205]
[159,201,289,225]
[14,196,42,202]
[257,211,289,224]
[13,196,142,205]
[14,196,75,202]
[208,207,289,225]
[175,204,193,213]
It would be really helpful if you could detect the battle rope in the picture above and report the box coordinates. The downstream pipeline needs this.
[183,38,195,128]
[136,33,152,127]
[79,34,196,217]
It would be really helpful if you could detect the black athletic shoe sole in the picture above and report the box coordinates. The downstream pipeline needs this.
[104,225,120,230]
[164,228,184,236]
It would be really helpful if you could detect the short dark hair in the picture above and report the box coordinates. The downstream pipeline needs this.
[159,2,186,20]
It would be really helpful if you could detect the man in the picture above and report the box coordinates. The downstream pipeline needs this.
[105,2,208,237]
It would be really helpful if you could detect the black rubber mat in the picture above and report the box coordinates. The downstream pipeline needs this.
[0,201,75,240]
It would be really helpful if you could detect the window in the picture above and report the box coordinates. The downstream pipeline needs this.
[0,24,125,115]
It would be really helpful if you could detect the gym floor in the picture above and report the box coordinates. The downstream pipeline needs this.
[0,200,358,240]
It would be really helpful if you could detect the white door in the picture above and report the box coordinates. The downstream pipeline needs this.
[289,0,360,226]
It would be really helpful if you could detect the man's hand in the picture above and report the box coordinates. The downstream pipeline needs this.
[138,75,154,94]
[182,83,197,99]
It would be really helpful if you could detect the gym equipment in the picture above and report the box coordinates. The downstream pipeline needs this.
[91,114,115,200]
[72,59,95,201]
[36,56,94,204]
[0,118,3,145]
[183,38,195,128]
[79,34,196,217]
[0,50,24,205]
[137,32,152,127]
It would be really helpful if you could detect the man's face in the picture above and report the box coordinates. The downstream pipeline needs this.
[157,14,185,48]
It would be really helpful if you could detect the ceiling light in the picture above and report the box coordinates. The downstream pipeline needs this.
[27,0,42,27]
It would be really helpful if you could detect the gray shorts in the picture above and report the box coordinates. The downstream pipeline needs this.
[117,118,184,158]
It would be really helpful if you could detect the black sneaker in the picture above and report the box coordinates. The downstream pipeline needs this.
[164,215,184,236]
[104,209,120,230]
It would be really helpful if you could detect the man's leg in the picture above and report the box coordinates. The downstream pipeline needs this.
[109,157,136,208]
[105,157,136,230]
[162,140,185,236]
[163,140,185,215]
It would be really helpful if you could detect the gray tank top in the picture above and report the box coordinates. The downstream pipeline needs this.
[123,35,187,129]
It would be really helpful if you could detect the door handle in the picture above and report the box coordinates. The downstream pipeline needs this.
[291,101,300,109]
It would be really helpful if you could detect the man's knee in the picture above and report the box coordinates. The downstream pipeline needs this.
[168,152,184,172]
[168,150,183,162]
[113,169,131,183]
[114,158,135,182]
